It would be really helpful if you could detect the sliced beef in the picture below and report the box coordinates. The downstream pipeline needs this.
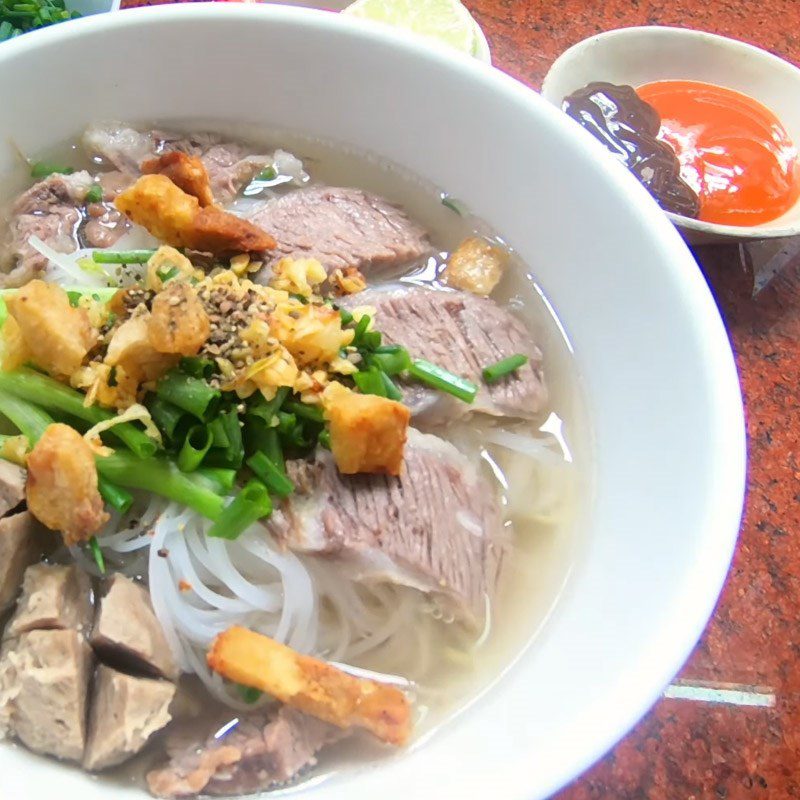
[0,513,51,614]
[0,460,26,517]
[147,706,344,798]
[340,284,547,424]
[0,171,91,287]
[5,563,92,640]
[91,573,178,681]
[83,124,271,204]
[270,428,503,623]
[83,664,175,771]
[248,186,431,275]
[0,629,93,761]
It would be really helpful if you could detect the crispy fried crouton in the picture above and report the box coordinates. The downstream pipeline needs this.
[5,281,97,378]
[115,175,275,255]
[207,626,411,745]
[442,237,506,297]
[322,383,409,476]
[1,315,30,371]
[26,424,109,545]
[105,313,178,397]
[148,282,210,355]
[142,151,214,207]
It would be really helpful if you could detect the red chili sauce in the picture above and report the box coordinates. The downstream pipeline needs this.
[637,80,800,226]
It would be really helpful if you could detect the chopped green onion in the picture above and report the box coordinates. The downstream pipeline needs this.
[208,481,272,540]
[441,195,465,216]
[482,354,529,384]
[204,409,244,469]
[379,370,403,401]
[368,345,411,375]
[353,367,387,398]
[245,386,289,426]
[256,166,277,181]
[408,359,477,404]
[236,684,262,704]
[359,330,382,349]
[30,162,73,179]
[276,411,297,435]
[283,400,324,424]
[88,537,105,574]
[66,290,81,308]
[84,184,103,204]
[92,249,156,264]
[179,357,216,380]
[148,397,186,441]
[0,390,52,442]
[339,308,354,326]
[98,475,134,515]
[192,467,237,495]
[177,425,213,472]
[247,452,294,497]
[353,314,371,341]
[156,265,180,283]
[318,429,331,450]
[0,370,156,457]
[207,416,230,448]
[156,370,220,421]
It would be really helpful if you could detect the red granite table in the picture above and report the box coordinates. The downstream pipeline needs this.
[118,1,800,796]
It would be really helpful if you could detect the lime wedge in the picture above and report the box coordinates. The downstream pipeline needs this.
[342,0,479,57]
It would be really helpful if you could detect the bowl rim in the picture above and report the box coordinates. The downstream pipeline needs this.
[0,6,746,799]
[541,24,800,240]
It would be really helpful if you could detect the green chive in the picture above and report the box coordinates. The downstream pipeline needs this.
[318,429,331,450]
[236,684,262,704]
[66,290,81,308]
[84,184,103,204]
[177,425,213,472]
[247,452,294,497]
[353,367,387,398]
[92,250,156,264]
[339,308,354,326]
[30,162,73,179]
[379,370,403,401]
[482,354,529,383]
[156,370,220,422]
[368,345,411,375]
[98,476,134,515]
[156,265,180,283]
[246,386,289,426]
[207,416,230,448]
[207,481,272,540]
[256,166,277,181]
[88,537,105,574]
[149,397,187,441]
[179,356,215,380]
[408,359,477,404]
[283,400,324,424]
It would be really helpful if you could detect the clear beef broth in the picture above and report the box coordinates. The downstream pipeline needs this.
[0,126,590,795]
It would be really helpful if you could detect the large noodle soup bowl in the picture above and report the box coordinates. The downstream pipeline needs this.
[0,6,744,800]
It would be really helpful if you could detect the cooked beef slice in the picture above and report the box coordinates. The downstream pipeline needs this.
[5,563,92,640]
[269,428,503,623]
[0,629,93,761]
[340,284,547,424]
[0,171,91,287]
[147,706,344,798]
[83,665,175,771]
[248,186,431,275]
[91,573,178,681]
[0,460,26,517]
[0,512,51,614]
[83,124,271,204]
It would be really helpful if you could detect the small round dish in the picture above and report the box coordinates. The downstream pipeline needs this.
[542,26,800,244]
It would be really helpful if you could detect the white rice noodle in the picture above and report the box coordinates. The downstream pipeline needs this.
[30,236,110,288]
[273,149,309,185]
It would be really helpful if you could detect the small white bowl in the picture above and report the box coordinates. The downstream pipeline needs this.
[542,26,800,244]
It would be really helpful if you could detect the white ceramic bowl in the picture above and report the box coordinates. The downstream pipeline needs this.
[0,6,744,799]
[542,26,800,244]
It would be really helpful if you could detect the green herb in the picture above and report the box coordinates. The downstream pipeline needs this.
[179,357,215,380]
[379,370,403,401]
[368,345,411,375]
[0,0,81,38]
[247,452,294,497]
[339,308,354,326]
[177,425,213,472]
[92,249,156,264]
[88,537,105,574]
[208,481,272,540]
[318,429,331,450]
[66,290,81,308]
[408,359,477,404]
[30,162,73,179]
[441,195,465,216]
[149,397,186,441]
[98,475,133,515]
[246,386,289,427]
[156,370,220,422]
[236,684,262,704]
[156,265,180,283]
[353,367,387,398]
[256,166,277,181]
[283,400,324,424]
[84,184,103,204]
[482,354,529,384]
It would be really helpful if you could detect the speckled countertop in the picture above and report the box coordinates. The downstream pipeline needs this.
[117,1,800,795]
